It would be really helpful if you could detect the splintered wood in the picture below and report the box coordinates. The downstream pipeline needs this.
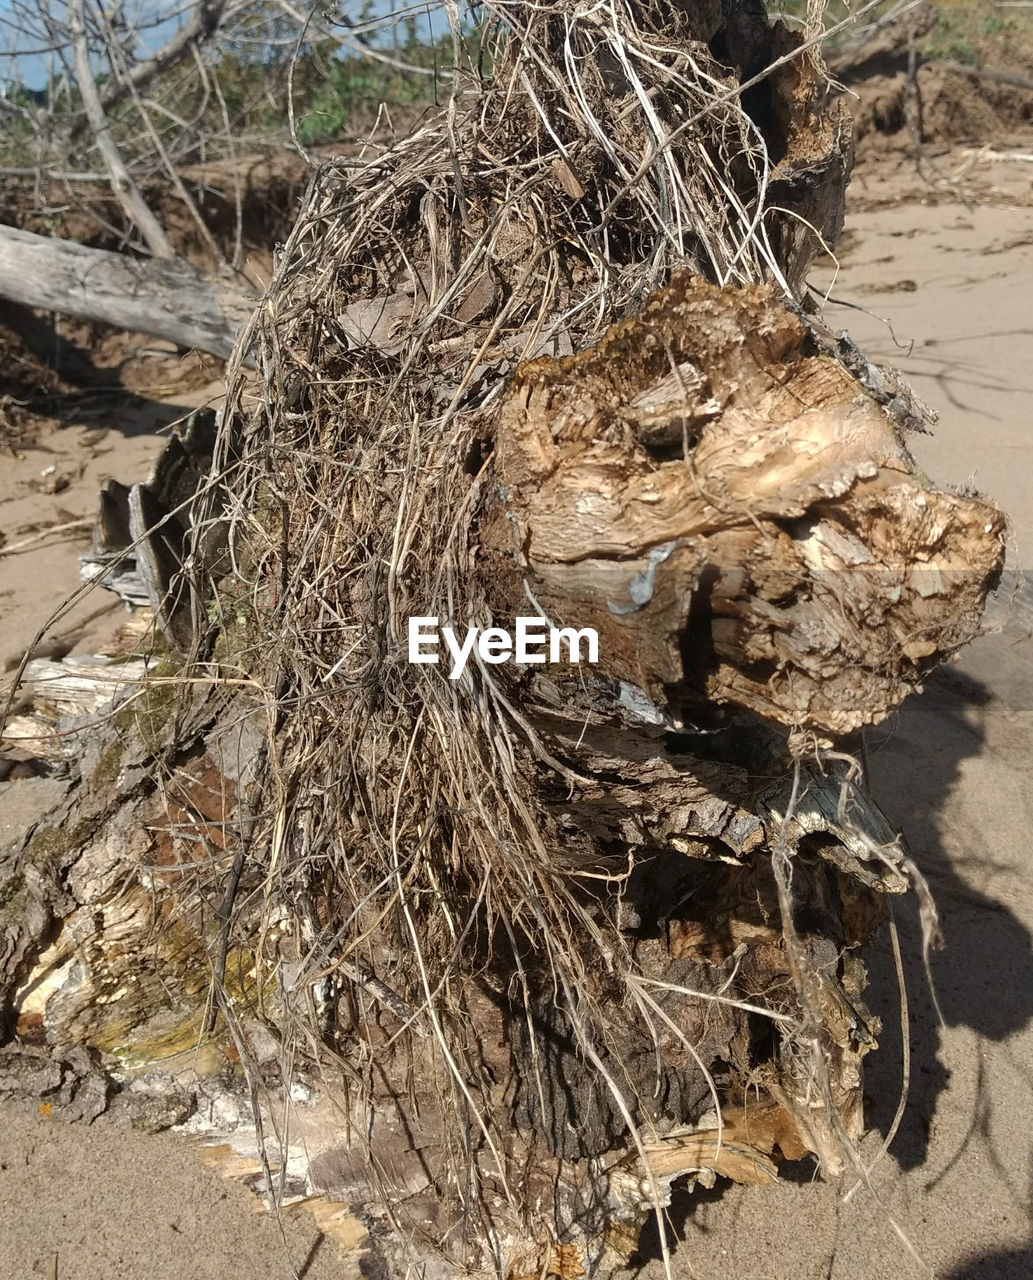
[481,271,1005,738]
[0,0,1011,1271]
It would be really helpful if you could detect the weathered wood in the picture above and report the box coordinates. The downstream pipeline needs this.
[1,677,239,1042]
[0,224,255,360]
[80,408,222,650]
[20,656,152,720]
[479,273,1005,738]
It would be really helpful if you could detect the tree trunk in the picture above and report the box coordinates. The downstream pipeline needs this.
[1,274,1005,1278]
[0,224,255,360]
[0,1,1011,1276]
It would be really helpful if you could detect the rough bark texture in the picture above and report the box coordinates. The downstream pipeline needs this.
[478,273,1004,738]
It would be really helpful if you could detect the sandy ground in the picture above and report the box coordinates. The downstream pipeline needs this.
[2,146,1032,1279]
[0,1108,351,1280]
[0,379,222,680]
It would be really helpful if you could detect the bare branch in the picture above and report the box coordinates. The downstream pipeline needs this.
[67,0,175,259]
[0,98,35,122]
[97,0,232,114]
[275,0,442,76]
[0,166,106,180]
[97,3,227,269]
[941,58,1033,91]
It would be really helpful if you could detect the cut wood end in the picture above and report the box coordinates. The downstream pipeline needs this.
[482,273,1006,735]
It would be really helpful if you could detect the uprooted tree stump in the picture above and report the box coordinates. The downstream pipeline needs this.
[0,2,1006,1277]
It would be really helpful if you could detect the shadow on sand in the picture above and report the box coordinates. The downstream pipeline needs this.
[865,652,1033,1278]
[0,298,211,439]
[629,644,1033,1274]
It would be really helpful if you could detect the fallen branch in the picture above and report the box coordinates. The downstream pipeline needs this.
[0,520,92,558]
[941,59,1033,91]
[0,225,256,360]
[962,147,1033,163]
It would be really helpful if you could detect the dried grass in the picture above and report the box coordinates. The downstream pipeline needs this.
[192,2,876,1273]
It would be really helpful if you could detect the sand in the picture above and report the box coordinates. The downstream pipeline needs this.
[2,146,1032,1279]
[0,380,223,680]
[0,1107,350,1280]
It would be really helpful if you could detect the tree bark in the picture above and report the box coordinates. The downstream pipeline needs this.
[476,274,1005,739]
[0,224,255,360]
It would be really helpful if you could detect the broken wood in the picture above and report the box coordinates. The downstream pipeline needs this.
[0,1,1010,1275]
[478,273,1004,738]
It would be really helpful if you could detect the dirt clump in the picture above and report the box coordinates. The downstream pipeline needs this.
[0,307,70,449]
[836,1,1033,161]
[1,149,307,273]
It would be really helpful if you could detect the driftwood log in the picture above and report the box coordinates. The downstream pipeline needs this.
[0,223,255,359]
[0,2,1008,1278]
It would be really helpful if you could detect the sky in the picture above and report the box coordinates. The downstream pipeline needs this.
[0,0,451,92]
[0,0,190,90]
